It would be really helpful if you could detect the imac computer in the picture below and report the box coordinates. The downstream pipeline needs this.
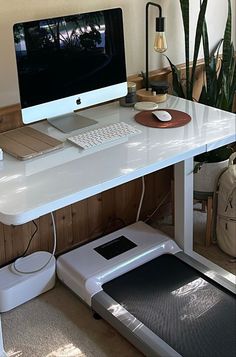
[13,8,127,132]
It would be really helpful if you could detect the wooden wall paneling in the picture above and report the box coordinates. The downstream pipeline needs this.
[1,224,18,264]
[25,219,41,254]
[54,206,73,253]
[114,178,141,225]
[71,199,89,247]
[128,68,171,91]
[153,167,173,218]
[86,193,104,239]
[140,173,157,221]
[128,60,207,101]
[100,187,117,234]
[0,104,23,133]
[141,168,173,222]
[2,222,35,263]
[0,223,18,266]
[38,214,54,252]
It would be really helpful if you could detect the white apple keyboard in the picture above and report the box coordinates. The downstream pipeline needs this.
[67,122,141,151]
[152,110,172,122]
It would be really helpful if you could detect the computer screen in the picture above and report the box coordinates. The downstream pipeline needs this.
[13,8,127,132]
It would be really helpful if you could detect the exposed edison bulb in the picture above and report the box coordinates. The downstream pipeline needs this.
[154,32,167,53]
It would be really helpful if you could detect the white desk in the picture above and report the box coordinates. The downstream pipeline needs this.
[0,95,235,266]
[0,95,235,225]
[0,95,235,356]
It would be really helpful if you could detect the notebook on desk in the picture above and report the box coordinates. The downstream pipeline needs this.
[0,126,64,160]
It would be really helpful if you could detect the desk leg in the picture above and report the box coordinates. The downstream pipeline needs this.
[174,158,193,253]
[0,314,7,357]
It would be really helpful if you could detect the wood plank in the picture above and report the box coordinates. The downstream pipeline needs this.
[101,188,118,235]
[0,104,21,116]
[39,214,52,252]
[0,104,23,133]
[87,194,103,239]
[71,199,89,246]
[54,206,73,253]
[2,224,16,263]
[114,179,139,225]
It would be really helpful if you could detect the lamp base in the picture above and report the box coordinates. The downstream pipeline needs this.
[136,89,167,103]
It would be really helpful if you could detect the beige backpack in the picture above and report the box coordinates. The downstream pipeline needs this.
[216,152,236,257]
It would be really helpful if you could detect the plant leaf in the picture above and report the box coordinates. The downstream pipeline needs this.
[202,19,211,95]
[190,0,208,98]
[179,0,190,98]
[222,0,232,80]
[165,55,185,98]
[198,85,208,104]
[228,49,236,110]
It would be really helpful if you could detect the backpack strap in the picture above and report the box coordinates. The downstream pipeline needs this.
[228,152,236,166]
[212,151,236,243]
[211,165,229,243]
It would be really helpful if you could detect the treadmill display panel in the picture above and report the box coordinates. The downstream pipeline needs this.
[94,236,137,260]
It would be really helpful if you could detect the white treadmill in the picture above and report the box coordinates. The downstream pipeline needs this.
[57,221,236,357]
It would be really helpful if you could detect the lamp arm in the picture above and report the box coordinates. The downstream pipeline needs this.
[146,2,162,17]
[145,2,163,91]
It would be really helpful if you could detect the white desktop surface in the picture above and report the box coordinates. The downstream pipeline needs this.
[0,95,235,226]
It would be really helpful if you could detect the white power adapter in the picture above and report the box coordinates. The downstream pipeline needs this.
[0,251,56,312]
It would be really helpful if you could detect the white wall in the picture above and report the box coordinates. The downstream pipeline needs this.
[0,0,235,107]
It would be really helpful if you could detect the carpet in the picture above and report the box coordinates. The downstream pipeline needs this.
[2,282,142,357]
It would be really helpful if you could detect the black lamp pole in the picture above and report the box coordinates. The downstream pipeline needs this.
[145,2,165,91]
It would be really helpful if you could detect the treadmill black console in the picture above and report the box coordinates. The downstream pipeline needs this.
[94,236,137,260]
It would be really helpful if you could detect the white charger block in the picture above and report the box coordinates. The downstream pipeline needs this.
[0,251,56,312]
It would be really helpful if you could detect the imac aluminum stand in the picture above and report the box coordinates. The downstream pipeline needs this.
[48,112,97,133]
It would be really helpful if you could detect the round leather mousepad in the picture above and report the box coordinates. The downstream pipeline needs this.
[134,109,191,128]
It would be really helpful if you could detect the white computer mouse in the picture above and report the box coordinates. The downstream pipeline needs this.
[152,110,172,122]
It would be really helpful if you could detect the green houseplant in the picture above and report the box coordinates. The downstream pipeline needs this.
[167,0,236,111]
[167,0,236,191]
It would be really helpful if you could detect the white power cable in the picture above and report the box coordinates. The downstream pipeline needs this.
[12,212,57,274]
[144,191,170,223]
[136,177,171,224]
[136,176,145,222]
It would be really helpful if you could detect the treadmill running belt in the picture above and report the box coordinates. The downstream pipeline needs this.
[102,254,236,357]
